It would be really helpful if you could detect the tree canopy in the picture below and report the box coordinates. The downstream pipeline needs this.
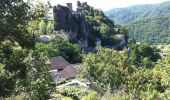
[0,0,53,99]
[36,34,82,64]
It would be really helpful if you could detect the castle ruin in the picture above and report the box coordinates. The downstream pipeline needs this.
[53,1,93,49]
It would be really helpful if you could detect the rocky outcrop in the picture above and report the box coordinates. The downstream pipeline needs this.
[53,1,125,52]
[53,5,72,33]
[53,1,89,45]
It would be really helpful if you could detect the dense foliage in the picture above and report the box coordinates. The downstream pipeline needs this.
[36,34,82,64]
[0,0,35,48]
[78,46,170,99]
[79,48,133,91]
[51,86,100,100]
[105,1,170,44]
[28,19,54,36]
[127,14,170,44]
[0,40,53,99]
[84,9,125,47]
[128,40,161,67]
[105,4,152,24]
[0,0,53,99]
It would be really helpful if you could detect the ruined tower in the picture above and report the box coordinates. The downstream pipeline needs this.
[66,3,73,11]
[53,5,72,32]
[77,1,81,8]
[53,2,89,45]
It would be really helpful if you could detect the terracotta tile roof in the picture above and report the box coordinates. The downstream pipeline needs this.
[49,56,70,70]
[60,65,77,81]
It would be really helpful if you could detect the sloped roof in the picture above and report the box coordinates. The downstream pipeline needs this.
[60,65,77,81]
[49,56,70,70]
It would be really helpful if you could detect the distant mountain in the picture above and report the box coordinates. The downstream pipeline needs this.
[105,1,170,44]
[105,4,153,24]
[105,1,170,24]
[127,13,170,44]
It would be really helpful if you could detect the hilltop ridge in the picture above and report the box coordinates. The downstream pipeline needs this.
[105,1,170,44]
[105,1,170,24]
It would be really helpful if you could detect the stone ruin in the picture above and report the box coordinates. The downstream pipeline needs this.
[53,1,93,49]
[53,1,125,51]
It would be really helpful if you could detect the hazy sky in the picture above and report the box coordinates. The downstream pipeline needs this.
[44,0,170,11]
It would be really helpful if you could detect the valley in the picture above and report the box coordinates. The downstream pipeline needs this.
[1,0,170,100]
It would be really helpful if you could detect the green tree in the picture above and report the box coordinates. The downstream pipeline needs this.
[36,35,82,64]
[28,20,40,36]
[0,0,53,99]
[99,24,117,46]
[0,0,35,48]
[123,54,170,99]
[28,20,54,36]
[129,43,161,67]
[46,21,54,34]
[0,40,53,99]
[79,48,133,91]
[84,8,123,47]
[36,43,60,57]
[39,20,47,34]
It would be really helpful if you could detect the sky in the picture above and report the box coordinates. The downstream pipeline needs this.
[43,0,170,11]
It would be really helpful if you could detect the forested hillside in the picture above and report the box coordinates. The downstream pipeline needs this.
[127,14,170,44]
[105,4,152,24]
[105,1,170,24]
[105,1,170,44]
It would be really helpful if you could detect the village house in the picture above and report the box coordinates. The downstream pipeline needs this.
[49,56,78,82]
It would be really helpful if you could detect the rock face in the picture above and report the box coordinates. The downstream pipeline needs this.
[53,5,72,32]
[53,1,89,45]
[53,1,125,51]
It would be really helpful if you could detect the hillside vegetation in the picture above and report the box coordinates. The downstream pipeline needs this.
[84,9,128,47]
[106,1,170,44]
[105,4,152,24]
[127,13,170,44]
[105,1,170,24]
